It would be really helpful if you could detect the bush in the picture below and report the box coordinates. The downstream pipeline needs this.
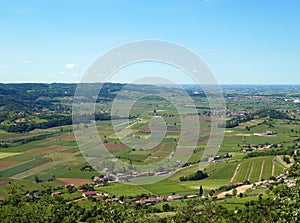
[179,170,208,181]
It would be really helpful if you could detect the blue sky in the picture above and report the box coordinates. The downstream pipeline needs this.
[0,0,299,84]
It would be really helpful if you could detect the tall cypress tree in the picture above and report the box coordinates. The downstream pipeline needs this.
[199,185,203,197]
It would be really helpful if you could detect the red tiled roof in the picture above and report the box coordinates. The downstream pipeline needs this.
[84,191,97,196]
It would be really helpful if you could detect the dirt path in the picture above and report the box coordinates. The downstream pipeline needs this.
[272,157,276,176]
[66,197,86,204]
[247,162,254,181]
[258,160,265,181]
[230,163,241,183]
[217,184,253,199]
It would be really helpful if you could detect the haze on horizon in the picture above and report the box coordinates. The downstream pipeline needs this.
[0,0,299,85]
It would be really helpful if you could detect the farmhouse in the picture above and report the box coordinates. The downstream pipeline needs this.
[167,194,183,201]
[276,173,288,180]
[137,197,163,205]
[93,176,102,182]
[82,191,97,197]
[287,179,297,187]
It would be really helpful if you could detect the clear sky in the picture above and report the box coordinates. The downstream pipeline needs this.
[0,0,299,84]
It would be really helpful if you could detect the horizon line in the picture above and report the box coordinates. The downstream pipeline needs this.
[1,82,300,86]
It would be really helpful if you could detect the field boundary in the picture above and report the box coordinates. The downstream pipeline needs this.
[10,161,61,179]
[247,163,254,181]
[258,160,265,181]
[271,157,275,176]
[230,163,240,183]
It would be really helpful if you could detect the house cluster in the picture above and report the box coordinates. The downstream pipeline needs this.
[227,95,271,102]
[259,181,270,188]
[226,111,250,117]
[275,172,288,180]
[256,170,297,189]
[258,178,297,189]
[241,143,282,152]
[286,179,297,187]
[136,194,184,205]
[51,184,107,198]
[253,131,277,136]
[50,182,107,198]
[208,155,230,163]
[94,171,172,182]
[284,98,300,104]
[153,113,175,118]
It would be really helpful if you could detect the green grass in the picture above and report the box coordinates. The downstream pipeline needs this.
[169,164,200,181]
[28,162,99,180]
[99,182,151,197]
[179,178,230,191]
[274,163,284,176]
[205,162,238,180]
[141,179,197,196]
[153,199,187,209]
[61,192,82,201]
[108,147,132,157]
[216,196,262,210]
[249,159,261,182]
[0,130,14,138]
[244,187,268,196]
[121,150,152,162]
[58,170,98,179]
[262,157,273,179]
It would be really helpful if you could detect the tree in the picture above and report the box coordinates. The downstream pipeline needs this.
[232,188,237,197]
[179,170,208,181]
[162,203,171,212]
[199,185,203,197]
[34,175,42,183]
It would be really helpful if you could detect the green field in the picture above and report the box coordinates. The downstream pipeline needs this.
[232,156,286,183]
